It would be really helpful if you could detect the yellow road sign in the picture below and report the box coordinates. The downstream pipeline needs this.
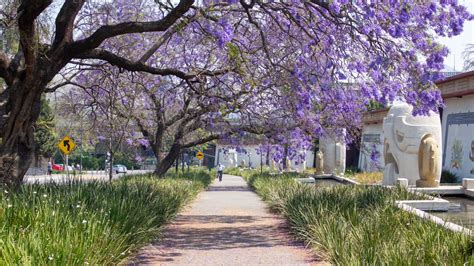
[196,151,204,160]
[58,136,76,155]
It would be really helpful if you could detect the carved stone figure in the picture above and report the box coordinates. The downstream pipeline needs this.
[286,157,292,170]
[315,150,324,175]
[382,102,442,187]
[416,135,441,187]
[271,159,277,171]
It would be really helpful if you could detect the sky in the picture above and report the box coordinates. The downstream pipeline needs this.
[438,0,474,71]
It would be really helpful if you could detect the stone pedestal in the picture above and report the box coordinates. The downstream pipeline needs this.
[397,178,409,187]
[416,179,440,187]
[462,178,474,190]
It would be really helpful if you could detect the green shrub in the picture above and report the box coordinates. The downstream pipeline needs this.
[441,170,460,183]
[347,171,384,184]
[246,173,474,265]
[0,170,210,265]
[344,166,361,176]
[223,167,242,176]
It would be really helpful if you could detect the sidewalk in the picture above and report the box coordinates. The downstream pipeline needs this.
[130,174,322,265]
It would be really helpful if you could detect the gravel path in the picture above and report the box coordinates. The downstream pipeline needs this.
[130,174,324,265]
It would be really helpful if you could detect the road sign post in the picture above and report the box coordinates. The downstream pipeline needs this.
[65,154,69,179]
[196,151,204,167]
[58,136,76,179]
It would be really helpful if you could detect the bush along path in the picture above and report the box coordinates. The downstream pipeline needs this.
[245,172,474,265]
[130,174,319,265]
[0,170,211,265]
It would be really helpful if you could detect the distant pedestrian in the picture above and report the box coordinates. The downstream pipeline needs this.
[47,161,52,176]
[217,164,225,182]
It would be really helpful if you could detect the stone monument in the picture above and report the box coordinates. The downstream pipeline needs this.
[285,157,292,170]
[416,135,441,187]
[315,150,324,175]
[382,102,442,187]
[320,135,346,175]
[271,159,277,171]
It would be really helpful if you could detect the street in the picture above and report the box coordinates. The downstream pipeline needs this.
[24,170,153,184]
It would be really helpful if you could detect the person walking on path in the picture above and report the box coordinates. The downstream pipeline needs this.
[47,161,52,176]
[217,163,225,181]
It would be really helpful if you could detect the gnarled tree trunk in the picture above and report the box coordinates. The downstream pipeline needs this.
[154,143,181,177]
[0,81,43,187]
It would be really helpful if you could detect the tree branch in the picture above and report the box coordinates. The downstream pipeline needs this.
[52,0,86,49]
[17,0,53,76]
[75,49,233,80]
[68,0,194,55]
[181,134,221,149]
[138,15,194,63]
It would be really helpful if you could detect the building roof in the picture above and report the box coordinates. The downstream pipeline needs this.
[361,108,389,124]
[436,71,474,99]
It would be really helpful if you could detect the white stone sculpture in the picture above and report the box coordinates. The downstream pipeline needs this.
[315,150,324,175]
[382,102,442,187]
[271,159,277,171]
[285,157,292,170]
[320,136,346,175]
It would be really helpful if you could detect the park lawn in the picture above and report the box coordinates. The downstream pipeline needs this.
[244,172,474,265]
[0,170,211,265]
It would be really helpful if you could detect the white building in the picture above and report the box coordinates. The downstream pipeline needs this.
[358,109,388,172]
[215,142,315,171]
[437,71,474,180]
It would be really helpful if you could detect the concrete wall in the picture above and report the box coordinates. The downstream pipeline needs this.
[358,123,384,172]
[215,145,315,171]
[441,94,474,180]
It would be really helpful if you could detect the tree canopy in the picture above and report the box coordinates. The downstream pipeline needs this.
[0,0,472,185]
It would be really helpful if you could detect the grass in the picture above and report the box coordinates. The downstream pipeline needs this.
[223,167,243,176]
[345,171,383,184]
[0,170,211,265]
[244,171,474,265]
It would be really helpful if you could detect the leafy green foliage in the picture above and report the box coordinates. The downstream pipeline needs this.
[0,170,211,264]
[34,97,57,158]
[441,170,460,184]
[366,100,385,112]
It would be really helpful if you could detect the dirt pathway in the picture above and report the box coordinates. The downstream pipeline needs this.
[130,174,323,265]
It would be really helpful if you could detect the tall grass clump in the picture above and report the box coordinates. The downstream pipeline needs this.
[246,172,474,265]
[344,171,383,184]
[0,170,211,265]
[223,167,243,176]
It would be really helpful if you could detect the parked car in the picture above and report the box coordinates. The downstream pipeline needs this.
[113,164,128,174]
[57,164,74,171]
[52,164,63,171]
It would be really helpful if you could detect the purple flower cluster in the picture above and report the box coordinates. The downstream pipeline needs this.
[70,0,472,158]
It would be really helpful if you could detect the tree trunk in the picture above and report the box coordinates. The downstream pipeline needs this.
[175,154,179,173]
[282,144,289,170]
[0,81,43,188]
[154,144,181,177]
[108,153,114,182]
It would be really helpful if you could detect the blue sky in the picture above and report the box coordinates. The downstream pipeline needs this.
[438,0,474,71]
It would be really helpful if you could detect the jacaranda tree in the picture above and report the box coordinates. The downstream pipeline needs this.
[0,0,471,186]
